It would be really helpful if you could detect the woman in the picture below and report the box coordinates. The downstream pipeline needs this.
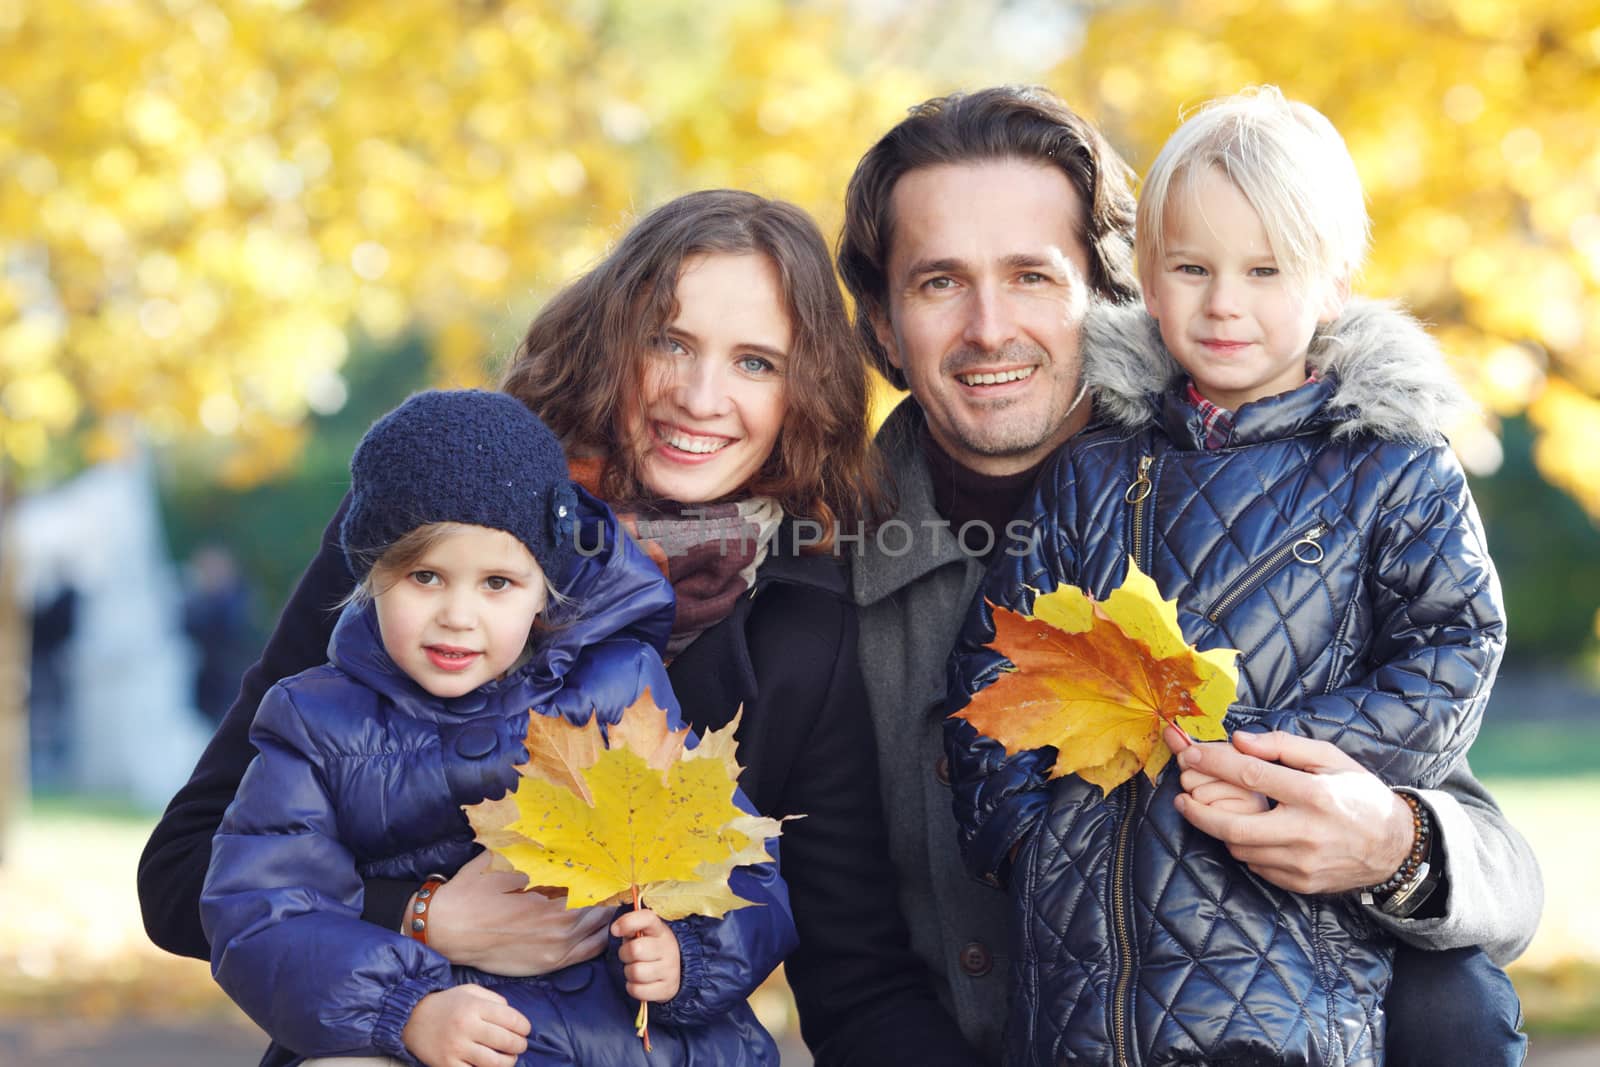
[140,190,979,1066]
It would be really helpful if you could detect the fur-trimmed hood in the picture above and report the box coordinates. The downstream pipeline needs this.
[1081,297,1471,442]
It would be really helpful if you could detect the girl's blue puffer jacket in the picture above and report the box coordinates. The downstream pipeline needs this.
[946,301,1505,1067]
[201,489,797,1067]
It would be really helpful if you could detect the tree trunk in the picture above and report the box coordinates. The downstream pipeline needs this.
[0,475,28,858]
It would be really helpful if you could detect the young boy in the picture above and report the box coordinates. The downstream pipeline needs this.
[202,390,794,1067]
[946,88,1507,1065]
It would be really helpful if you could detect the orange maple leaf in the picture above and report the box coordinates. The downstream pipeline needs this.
[953,557,1239,793]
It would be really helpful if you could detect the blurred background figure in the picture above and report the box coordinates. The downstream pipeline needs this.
[10,452,209,808]
[179,545,256,728]
[25,578,77,792]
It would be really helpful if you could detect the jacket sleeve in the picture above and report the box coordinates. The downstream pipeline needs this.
[1249,444,1505,790]
[554,640,799,1026]
[1371,760,1542,964]
[752,594,982,1067]
[201,682,453,1061]
[943,454,1075,886]
[138,495,418,960]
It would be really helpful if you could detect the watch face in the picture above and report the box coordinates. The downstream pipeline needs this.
[1380,861,1440,918]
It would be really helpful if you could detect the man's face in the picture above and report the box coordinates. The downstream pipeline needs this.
[875,159,1094,476]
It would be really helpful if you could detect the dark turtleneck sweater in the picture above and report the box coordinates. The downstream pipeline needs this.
[920,425,1053,561]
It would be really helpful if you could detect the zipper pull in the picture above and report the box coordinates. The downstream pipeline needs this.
[1124,455,1153,504]
[1292,523,1327,565]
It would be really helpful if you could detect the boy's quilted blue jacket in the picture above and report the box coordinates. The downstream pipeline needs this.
[202,490,796,1066]
[946,301,1505,1067]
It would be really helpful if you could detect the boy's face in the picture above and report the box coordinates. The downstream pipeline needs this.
[373,525,548,699]
[1143,166,1345,412]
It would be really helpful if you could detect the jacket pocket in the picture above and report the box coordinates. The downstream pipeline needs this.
[1202,520,1332,624]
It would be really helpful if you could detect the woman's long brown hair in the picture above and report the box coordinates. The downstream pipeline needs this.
[498,189,886,542]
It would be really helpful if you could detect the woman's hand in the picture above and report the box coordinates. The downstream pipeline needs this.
[613,908,682,1003]
[1162,726,1415,894]
[1166,727,1268,815]
[402,985,530,1067]
[424,851,612,976]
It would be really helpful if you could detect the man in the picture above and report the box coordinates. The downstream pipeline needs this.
[836,86,1538,1064]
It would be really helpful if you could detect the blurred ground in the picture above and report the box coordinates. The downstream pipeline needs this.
[0,784,1594,1064]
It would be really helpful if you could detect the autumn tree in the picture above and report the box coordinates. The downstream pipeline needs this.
[5,0,1597,524]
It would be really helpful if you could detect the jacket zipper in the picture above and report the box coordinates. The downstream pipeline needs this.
[1109,773,1141,1067]
[1202,522,1328,623]
[1123,455,1154,568]
[1110,455,1154,1067]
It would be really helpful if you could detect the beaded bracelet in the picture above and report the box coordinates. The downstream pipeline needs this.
[405,874,449,945]
[1359,792,1430,905]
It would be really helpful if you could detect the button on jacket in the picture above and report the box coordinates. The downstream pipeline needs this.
[947,301,1507,1067]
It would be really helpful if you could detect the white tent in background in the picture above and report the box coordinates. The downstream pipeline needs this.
[10,450,208,810]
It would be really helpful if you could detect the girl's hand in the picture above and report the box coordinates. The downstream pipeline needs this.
[402,985,530,1067]
[1165,726,1268,816]
[426,851,612,976]
[612,908,682,1003]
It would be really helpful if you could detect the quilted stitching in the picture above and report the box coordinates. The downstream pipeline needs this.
[946,384,1502,1067]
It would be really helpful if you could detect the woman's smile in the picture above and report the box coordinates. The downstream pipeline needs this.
[652,421,738,458]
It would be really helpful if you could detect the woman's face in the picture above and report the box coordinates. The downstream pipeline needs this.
[630,252,792,504]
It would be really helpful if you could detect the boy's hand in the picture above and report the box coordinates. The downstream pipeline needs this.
[402,985,530,1067]
[1165,726,1268,815]
[613,908,682,1003]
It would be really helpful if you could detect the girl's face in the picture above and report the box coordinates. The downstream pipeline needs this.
[373,525,548,699]
[1143,166,1344,411]
[628,252,792,504]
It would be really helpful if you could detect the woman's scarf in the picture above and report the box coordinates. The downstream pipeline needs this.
[569,457,783,659]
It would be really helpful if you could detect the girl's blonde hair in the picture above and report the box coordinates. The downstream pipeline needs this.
[1136,86,1369,293]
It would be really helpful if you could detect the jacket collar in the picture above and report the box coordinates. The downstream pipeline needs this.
[852,398,979,608]
[760,521,850,598]
[328,488,676,719]
[1083,298,1469,444]
[1159,376,1340,450]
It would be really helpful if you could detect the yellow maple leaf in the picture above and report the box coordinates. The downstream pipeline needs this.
[462,693,781,921]
[953,557,1239,794]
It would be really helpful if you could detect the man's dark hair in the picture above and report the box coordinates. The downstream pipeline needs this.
[838,85,1140,386]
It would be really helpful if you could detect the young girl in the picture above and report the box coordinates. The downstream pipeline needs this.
[201,389,795,1067]
[947,88,1507,1065]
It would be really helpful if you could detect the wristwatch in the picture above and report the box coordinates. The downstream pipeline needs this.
[1378,859,1441,917]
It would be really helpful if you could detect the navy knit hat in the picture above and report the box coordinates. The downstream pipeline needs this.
[341,390,579,588]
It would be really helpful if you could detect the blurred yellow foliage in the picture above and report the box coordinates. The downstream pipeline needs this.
[3,0,1599,525]
[0,0,928,481]
[1055,0,1600,518]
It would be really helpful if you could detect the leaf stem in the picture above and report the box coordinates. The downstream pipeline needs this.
[632,883,652,1052]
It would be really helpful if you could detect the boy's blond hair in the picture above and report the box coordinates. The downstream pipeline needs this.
[1136,86,1369,293]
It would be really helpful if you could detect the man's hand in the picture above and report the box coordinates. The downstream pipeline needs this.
[1166,728,1268,815]
[1162,726,1414,894]
[402,985,530,1067]
[613,908,682,1003]
[425,851,612,976]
